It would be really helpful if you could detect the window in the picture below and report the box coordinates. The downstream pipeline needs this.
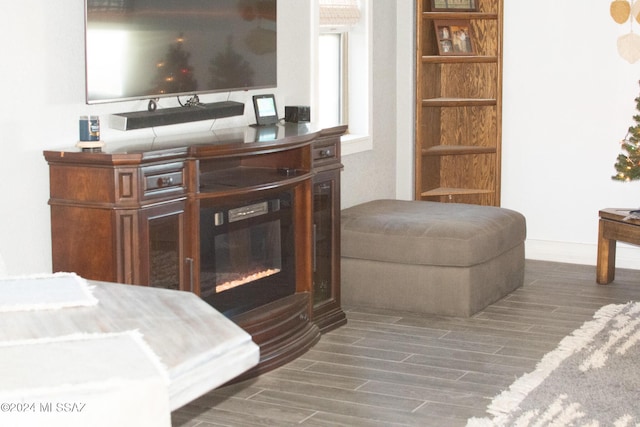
[317,0,371,155]
[318,33,345,126]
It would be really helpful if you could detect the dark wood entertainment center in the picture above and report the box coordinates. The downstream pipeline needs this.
[44,123,347,378]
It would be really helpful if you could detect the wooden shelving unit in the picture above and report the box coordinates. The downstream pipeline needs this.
[415,0,503,206]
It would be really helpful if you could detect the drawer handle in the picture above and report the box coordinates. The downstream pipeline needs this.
[319,149,333,158]
[157,176,174,187]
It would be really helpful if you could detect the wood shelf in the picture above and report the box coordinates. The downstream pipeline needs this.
[421,97,497,107]
[421,55,498,64]
[421,187,494,197]
[422,145,496,156]
[422,12,499,20]
[198,167,312,196]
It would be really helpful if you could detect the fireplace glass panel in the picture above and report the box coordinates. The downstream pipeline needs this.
[313,181,334,306]
[148,212,181,290]
[200,191,296,316]
[206,218,282,295]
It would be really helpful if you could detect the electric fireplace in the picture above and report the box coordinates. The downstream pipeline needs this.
[199,190,296,317]
[45,123,348,381]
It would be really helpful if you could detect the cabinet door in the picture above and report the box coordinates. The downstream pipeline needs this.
[312,169,346,332]
[138,200,188,291]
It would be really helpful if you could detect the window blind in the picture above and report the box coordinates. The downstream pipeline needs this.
[319,0,361,28]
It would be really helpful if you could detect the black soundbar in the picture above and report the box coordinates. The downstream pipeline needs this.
[109,101,245,131]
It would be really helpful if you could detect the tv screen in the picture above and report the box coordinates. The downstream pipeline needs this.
[85,0,277,104]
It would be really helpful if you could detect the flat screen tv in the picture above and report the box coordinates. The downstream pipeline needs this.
[85,0,277,104]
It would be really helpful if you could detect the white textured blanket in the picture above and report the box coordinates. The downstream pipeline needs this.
[0,272,97,312]
[0,331,170,427]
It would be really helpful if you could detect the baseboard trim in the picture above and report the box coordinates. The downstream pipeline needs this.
[525,239,640,270]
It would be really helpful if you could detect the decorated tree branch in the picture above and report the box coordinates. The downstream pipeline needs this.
[613,82,640,181]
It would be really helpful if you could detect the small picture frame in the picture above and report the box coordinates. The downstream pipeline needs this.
[252,94,279,126]
[430,0,477,12]
[434,20,475,56]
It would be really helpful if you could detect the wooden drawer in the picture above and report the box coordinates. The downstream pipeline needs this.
[141,162,185,199]
[312,138,339,167]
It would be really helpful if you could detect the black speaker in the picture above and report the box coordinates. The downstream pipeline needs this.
[284,106,311,123]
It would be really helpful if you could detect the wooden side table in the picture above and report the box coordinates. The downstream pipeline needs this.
[597,208,640,284]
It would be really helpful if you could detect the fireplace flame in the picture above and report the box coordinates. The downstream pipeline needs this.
[215,268,281,293]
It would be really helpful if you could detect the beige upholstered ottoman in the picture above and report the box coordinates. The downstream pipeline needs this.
[341,200,526,317]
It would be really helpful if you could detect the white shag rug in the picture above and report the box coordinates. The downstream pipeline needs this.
[467,302,640,426]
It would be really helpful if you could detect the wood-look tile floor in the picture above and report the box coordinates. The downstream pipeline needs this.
[172,260,640,426]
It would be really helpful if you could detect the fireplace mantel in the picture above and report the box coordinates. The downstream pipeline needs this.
[44,123,348,379]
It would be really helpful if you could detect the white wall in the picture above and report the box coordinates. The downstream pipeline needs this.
[395,0,417,202]
[1,0,638,275]
[499,0,640,268]
[340,1,399,206]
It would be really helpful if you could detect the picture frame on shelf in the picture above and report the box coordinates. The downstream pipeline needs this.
[430,0,477,12]
[434,20,475,56]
